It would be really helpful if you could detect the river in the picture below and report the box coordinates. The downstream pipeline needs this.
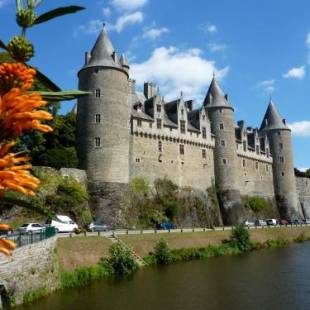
[19,242,310,310]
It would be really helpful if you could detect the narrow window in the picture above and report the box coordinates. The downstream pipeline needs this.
[95,89,101,98]
[180,120,186,134]
[202,115,206,121]
[279,156,284,163]
[279,143,283,149]
[219,109,223,114]
[181,109,184,116]
[220,123,224,130]
[149,122,152,128]
[278,132,281,135]
[256,145,259,155]
[157,118,162,129]
[255,162,258,170]
[179,144,184,155]
[221,140,225,147]
[156,104,161,113]
[222,158,227,165]
[266,148,269,158]
[243,141,247,152]
[95,114,101,123]
[202,127,207,139]
[202,149,206,159]
[266,164,269,171]
[281,172,285,176]
[158,141,162,153]
[137,119,142,127]
[95,137,101,147]
[243,159,246,167]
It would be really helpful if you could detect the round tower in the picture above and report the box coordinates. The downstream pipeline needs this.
[260,100,300,219]
[204,77,242,224]
[77,27,130,183]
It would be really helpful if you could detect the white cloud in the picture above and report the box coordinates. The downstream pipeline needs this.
[208,43,227,53]
[298,167,308,172]
[142,27,169,40]
[75,19,102,36]
[206,24,217,34]
[108,11,143,33]
[131,46,229,100]
[110,0,148,11]
[256,79,276,93]
[283,66,306,80]
[102,7,112,18]
[289,121,310,137]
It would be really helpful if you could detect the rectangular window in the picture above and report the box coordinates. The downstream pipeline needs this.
[202,149,206,159]
[156,104,161,113]
[279,143,283,149]
[222,158,227,165]
[149,122,152,128]
[180,120,186,134]
[266,164,269,171]
[256,145,259,155]
[179,144,184,155]
[158,141,162,153]
[243,141,247,152]
[157,118,162,129]
[137,119,142,127]
[95,89,101,98]
[243,159,246,167]
[220,123,224,130]
[202,127,207,139]
[95,114,101,123]
[221,140,225,147]
[266,148,269,158]
[279,156,284,163]
[255,162,258,170]
[95,137,101,147]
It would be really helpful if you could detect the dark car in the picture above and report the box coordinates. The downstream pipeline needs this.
[156,222,177,230]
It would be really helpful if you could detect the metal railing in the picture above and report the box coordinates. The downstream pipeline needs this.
[2,227,56,248]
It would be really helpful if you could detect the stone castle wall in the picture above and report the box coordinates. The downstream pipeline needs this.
[296,177,310,218]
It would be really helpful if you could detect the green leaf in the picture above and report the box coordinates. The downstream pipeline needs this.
[16,0,23,11]
[28,67,61,91]
[37,90,91,101]
[33,6,85,25]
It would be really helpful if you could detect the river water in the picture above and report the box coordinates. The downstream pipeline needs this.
[19,243,310,310]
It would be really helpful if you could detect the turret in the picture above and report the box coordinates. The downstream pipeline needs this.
[260,99,300,219]
[76,25,130,184]
[204,76,241,224]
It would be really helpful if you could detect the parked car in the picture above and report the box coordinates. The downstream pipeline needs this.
[156,222,177,230]
[47,215,78,233]
[18,223,45,233]
[255,219,267,226]
[244,220,255,227]
[280,219,288,225]
[266,219,277,226]
[303,219,310,224]
[88,222,110,232]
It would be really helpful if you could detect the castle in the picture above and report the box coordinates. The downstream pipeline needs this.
[76,27,303,224]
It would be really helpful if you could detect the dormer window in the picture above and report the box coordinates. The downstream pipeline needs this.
[256,145,259,155]
[157,119,162,129]
[180,121,186,134]
[181,109,184,116]
[137,119,142,127]
[202,127,207,139]
[157,105,161,113]
[95,89,101,98]
[202,115,206,121]
[243,141,246,152]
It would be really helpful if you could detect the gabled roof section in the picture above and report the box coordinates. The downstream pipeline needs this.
[79,26,126,74]
[260,99,290,131]
[203,76,233,110]
[188,109,201,130]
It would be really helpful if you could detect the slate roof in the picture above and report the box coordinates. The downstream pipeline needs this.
[260,100,290,131]
[203,77,233,110]
[79,27,125,74]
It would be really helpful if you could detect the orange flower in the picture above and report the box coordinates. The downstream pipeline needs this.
[0,87,53,137]
[0,63,36,95]
[0,141,40,197]
[0,223,15,256]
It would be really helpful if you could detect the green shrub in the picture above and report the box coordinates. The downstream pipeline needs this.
[23,287,49,304]
[294,233,307,243]
[230,224,252,252]
[100,242,138,276]
[131,177,149,195]
[81,208,93,226]
[245,196,273,213]
[153,239,173,264]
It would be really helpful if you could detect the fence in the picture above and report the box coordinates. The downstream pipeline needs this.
[2,227,56,248]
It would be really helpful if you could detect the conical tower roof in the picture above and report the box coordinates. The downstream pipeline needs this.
[203,76,233,110]
[79,25,125,73]
[260,99,290,131]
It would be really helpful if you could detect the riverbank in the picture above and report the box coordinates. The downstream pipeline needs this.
[4,226,310,308]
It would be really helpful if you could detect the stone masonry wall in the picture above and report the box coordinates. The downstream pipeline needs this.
[0,237,58,307]
[296,177,310,218]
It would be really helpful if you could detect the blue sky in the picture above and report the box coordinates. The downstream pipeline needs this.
[1,0,310,169]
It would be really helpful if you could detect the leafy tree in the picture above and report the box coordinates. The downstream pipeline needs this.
[230,224,252,252]
[153,238,173,264]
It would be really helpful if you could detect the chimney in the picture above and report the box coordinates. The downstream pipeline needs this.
[85,52,91,65]
[144,82,157,99]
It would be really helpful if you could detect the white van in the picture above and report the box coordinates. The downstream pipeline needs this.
[48,215,78,233]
